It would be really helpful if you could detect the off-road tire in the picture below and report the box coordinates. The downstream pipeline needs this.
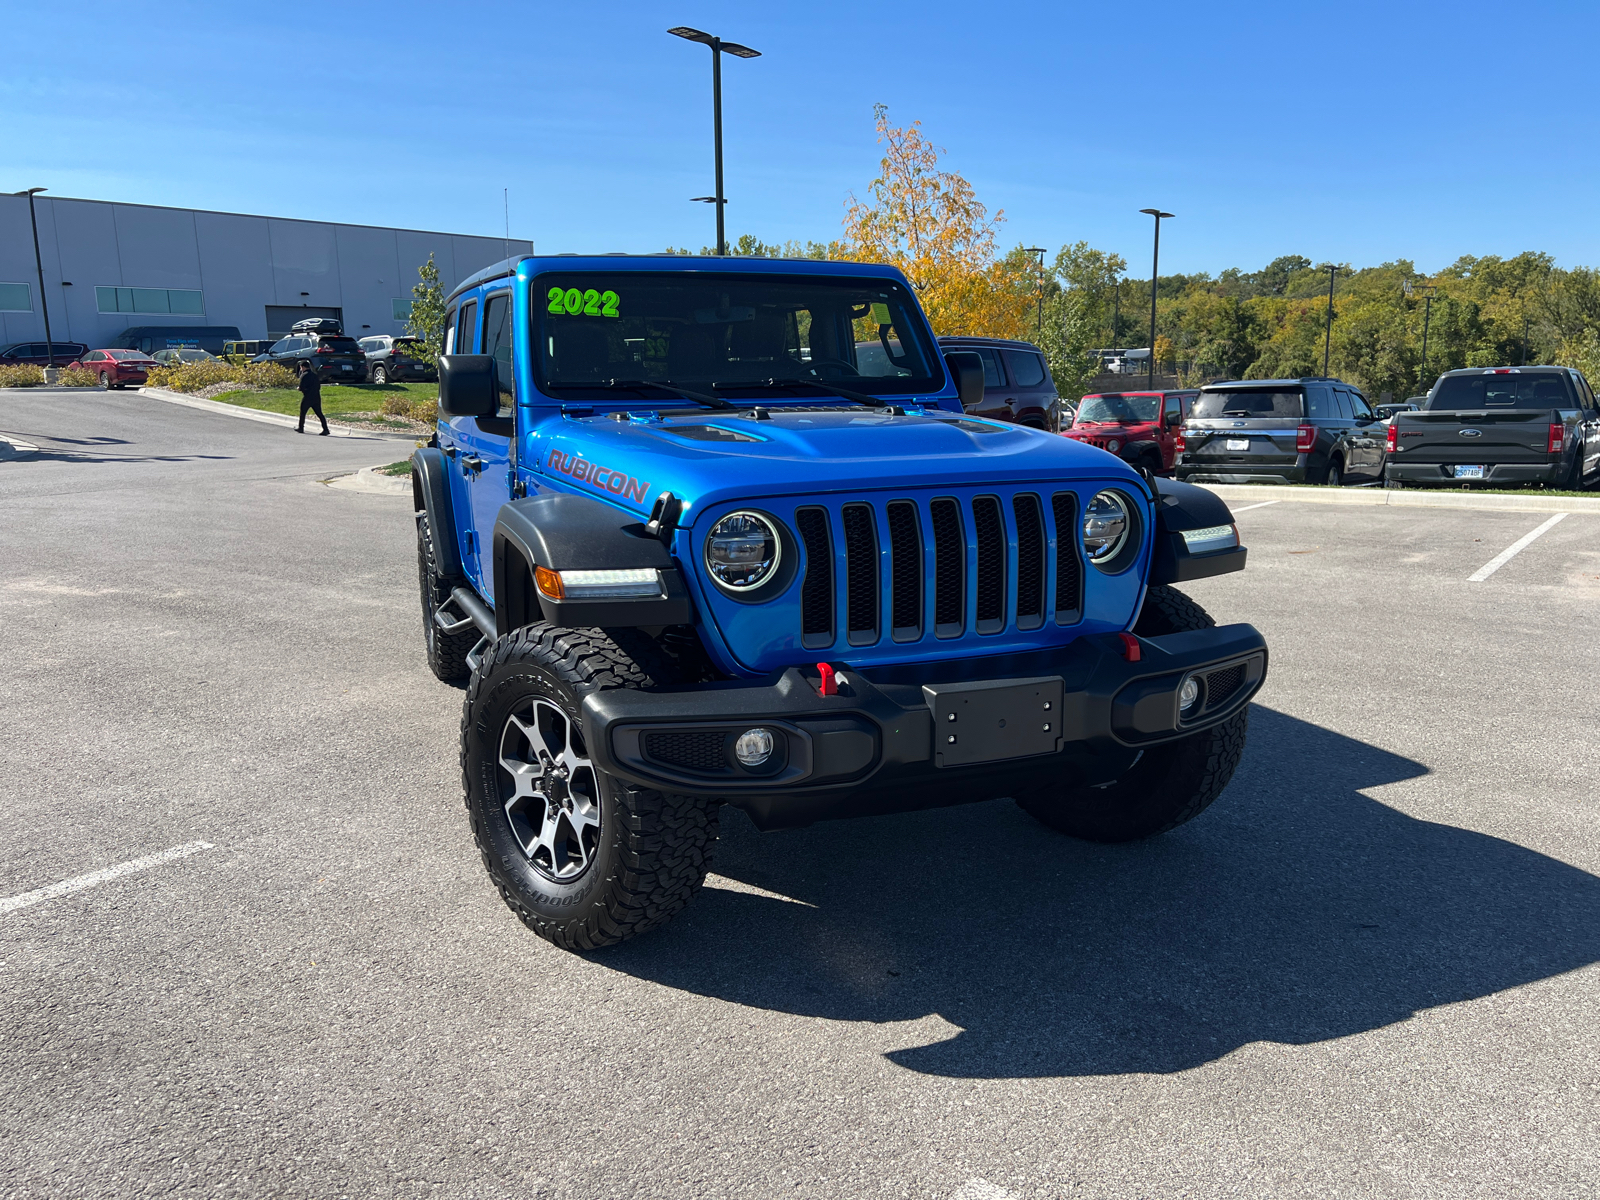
[417,512,476,682]
[1015,584,1248,842]
[461,625,718,950]
[372,364,389,385]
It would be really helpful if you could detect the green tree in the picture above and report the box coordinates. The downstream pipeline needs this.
[405,254,446,363]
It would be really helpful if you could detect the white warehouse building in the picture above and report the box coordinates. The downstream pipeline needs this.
[0,192,532,353]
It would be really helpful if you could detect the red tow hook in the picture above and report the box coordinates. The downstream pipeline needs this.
[1117,632,1142,662]
[816,662,838,696]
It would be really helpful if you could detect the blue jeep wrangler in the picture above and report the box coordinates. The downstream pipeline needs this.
[411,255,1266,949]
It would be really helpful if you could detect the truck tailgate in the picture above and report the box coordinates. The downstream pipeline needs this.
[1392,409,1556,464]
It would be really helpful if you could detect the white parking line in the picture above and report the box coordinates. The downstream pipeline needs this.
[1468,513,1569,582]
[0,841,213,915]
[1230,500,1281,513]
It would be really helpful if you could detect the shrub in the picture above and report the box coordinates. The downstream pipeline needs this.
[0,363,46,388]
[378,393,439,423]
[55,364,100,387]
[146,360,296,393]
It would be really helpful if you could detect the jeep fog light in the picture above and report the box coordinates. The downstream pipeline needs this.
[734,727,775,767]
[558,568,662,599]
[1178,675,1201,715]
[1082,491,1131,562]
[1180,524,1238,555]
[705,511,781,591]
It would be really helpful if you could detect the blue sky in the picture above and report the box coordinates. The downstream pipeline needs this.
[7,0,1598,278]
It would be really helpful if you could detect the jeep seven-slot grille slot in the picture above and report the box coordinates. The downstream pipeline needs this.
[793,491,1086,650]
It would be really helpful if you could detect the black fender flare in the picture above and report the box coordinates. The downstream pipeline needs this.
[491,492,694,636]
[410,446,463,580]
[1148,478,1248,584]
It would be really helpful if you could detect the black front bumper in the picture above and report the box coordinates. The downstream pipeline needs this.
[582,624,1267,828]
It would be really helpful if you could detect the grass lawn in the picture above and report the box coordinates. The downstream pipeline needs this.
[209,381,436,428]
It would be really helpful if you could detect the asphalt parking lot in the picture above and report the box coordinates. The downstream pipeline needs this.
[3,390,1598,1199]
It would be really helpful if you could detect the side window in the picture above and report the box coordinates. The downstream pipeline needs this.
[1331,388,1353,419]
[1004,350,1046,388]
[482,292,514,400]
[443,308,458,354]
[1163,393,1183,420]
[1349,391,1374,420]
[1304,385,1332,418]
[456,301,478,355]
[1576,373,1596,410]
[973,348,1006,388]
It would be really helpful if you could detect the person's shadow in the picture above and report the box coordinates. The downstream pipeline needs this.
[594,705,1600,1077]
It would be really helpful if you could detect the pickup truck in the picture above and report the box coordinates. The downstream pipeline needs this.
[410,254,1267,949]
[1386,366,1600,488]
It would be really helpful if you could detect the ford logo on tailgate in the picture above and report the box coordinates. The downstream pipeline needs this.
[1458,428,1483,438]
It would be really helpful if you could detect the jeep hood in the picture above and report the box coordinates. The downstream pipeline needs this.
[530,409,1142,522]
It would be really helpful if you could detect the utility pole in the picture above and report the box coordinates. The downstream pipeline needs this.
[1023,247,1046,337]
[16,188,54,367]
[1322,264,1336,376]
[1404,280,1438,391]
[1139,209,1173,389]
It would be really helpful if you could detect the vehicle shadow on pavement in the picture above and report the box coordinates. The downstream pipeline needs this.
[596,704,1600,1078]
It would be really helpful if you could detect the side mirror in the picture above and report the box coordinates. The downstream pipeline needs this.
[944,351,984,410]
[438,354,497,417]
[1164,410,1182,427]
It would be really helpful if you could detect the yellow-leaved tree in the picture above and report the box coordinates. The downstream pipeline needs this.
[842,105,1029,338]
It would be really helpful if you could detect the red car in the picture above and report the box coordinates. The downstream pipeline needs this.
[1061,389,1196,474]
[74,349,159,389]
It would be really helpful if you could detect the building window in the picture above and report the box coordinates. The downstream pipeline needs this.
[95,286,205,316]
[392,298,413,322]
[0,282,31,312]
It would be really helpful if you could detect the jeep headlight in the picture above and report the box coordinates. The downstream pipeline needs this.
[705,511,782,591]
[1082,491,1132,563]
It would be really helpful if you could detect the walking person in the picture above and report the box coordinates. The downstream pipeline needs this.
[296,361,330,436]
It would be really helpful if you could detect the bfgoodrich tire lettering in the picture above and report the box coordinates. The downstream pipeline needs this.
[461,625,718,950]
[1015,584,1247,842]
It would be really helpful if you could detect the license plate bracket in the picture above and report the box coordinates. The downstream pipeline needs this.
[1225,438,1251,450]
[923,676,1065,767]
[1454,464,1485,479]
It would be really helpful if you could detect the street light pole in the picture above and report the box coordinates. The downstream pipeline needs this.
[1023,247,1047,337]
[17,188,54,368]
[1138,209,1173,390]
[1322,264,1336,376]
[669,27,760,257]
[1419,290,1435,386]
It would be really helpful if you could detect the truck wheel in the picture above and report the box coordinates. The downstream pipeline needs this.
[1323,457,1344,486]
[371,364,389,385]
[461,626,718,950]
[1014,585,1248,842]
[417,512,476,682]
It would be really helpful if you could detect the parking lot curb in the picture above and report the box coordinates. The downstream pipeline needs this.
[324,465,412,496]
[1200,483,1600,516]
[135,387,419,441]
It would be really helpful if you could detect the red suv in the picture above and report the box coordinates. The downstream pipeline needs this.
[1061,389,1195,474]
[73,349,159,389]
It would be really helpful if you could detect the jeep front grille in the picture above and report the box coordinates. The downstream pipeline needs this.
[795,491,1086,648]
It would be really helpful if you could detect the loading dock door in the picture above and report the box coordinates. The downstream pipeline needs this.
[265,306,343,339]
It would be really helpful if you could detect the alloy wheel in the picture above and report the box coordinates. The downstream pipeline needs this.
[498,699,601,882]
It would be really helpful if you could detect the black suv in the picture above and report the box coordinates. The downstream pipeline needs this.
[255,324,368,383]
[356,335,435,384]
[1175,376,1386,486]
[935,336,1061,430]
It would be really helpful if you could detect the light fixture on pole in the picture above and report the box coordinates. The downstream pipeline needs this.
[1139,209,1173,389]
[668,26,760,257]
[1023,247,1047,336]
[15,188,55,368]
[1322,264,1337,376]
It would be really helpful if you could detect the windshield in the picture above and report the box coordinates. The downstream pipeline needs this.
[1192,389,1304,419]
[1429,372,1574,410]
[108,349,150,361]
[1075,393,1160,423]
[532,272,941,398]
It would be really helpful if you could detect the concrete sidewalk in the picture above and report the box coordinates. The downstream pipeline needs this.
[1201,481,1600,515]
[135,386,419,441]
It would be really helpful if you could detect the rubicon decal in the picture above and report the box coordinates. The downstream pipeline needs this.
[546,450,651,503]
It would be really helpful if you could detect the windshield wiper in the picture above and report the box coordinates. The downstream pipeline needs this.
[556,379,731,410]
[720,377,888,408]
